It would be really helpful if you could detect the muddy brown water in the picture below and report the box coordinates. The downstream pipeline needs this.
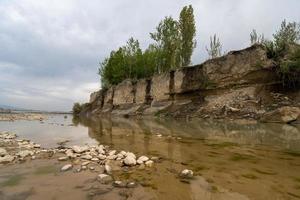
[0,114,300,200]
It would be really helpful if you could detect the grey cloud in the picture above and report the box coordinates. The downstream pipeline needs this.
[0,0,299,111]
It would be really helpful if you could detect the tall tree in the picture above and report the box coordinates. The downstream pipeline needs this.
[206,34,222,59]
[150,16,181,72]
[179,5,196,66]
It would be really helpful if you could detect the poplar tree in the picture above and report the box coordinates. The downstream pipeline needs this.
[179,5,196,66]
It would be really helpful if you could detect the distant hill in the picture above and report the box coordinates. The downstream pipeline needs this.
[0,105,25,111]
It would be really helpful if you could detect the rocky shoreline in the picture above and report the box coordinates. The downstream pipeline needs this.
[0,113,47,121]
[0,131,194,195]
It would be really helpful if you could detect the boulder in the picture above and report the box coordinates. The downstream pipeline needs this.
[123,156,136,166]
[261,106,300,123]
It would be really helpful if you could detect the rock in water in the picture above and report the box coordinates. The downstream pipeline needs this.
[104,164,112,174]
[61,164,73,171]
[180,169,194,178]
[58,156,68,161]
[123,156,136,166]
[261,106,300,123]
[137,156,149,164]
[145,160,154,167]
[98,174,113,184]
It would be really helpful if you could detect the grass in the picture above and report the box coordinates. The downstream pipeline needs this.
[0,175,23,187]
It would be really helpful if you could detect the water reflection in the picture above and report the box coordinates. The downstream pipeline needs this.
[76,116,300,152]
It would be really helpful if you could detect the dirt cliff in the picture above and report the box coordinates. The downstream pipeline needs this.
[81,44,300,123]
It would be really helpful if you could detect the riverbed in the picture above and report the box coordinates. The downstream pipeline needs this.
[0,114,300,200]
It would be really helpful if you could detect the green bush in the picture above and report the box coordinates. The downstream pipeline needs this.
[72,102,82,115]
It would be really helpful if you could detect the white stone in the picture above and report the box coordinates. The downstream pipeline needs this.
[72,145,88,153]
[120,151,127,156]
[124,156,136,166]
[91,158,99,162]
[125,152,136,159]
[58,156,68,161]
[137,156,149,164]
[107,155,117,160]
[104,164,112,174]
[98,154,106,160]
[65,149,76,158]
[97,174,112,184]
[81,161,90,166]
[80,154,93,160]
[61,164,73,171]
[180,169,193,178]
[108,150,116,156]
[82,166,87,170]
[145,160,154,167]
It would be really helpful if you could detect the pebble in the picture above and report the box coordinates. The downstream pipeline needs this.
[97,174,113,184]
[91,158,99,162]
[180,169,194,178]
[82,166,87,170]
[89,166,95,170]
[80,154,93,160]
[61,164,73,171]
[98,154,106,160]
[108,150,116,156]
[81,161,90,166]
[113,180,127,188]
[58,156,68,161]
[104,164,112,174]
[137,156,149,164]
[72,145,88,153]
[145,160,154,167]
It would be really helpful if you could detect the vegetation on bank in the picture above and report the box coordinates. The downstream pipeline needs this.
[72,102,90,116]
[97,3,299,90]
[98,5,196,88]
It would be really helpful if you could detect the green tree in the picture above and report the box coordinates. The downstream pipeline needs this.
[150,16,181,72]
[179,5,196,66]
[206,34,222,59]
[72,102,82,115]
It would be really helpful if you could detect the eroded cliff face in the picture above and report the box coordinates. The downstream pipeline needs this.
[82,44,300,123]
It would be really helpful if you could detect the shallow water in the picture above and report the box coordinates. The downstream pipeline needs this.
[1,114,300,199]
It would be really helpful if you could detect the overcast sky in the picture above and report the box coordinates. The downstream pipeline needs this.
[0,0,299,111]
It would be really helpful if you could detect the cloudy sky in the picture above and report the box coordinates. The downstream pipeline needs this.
[0,0,299,111]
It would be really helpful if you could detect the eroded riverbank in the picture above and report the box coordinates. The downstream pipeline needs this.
[1,115,300,199]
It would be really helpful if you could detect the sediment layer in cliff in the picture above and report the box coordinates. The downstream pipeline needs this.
[83,44,300,123]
